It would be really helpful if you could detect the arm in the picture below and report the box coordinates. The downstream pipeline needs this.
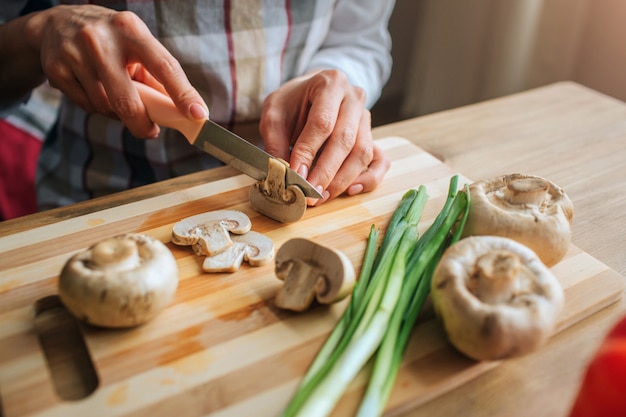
[305,0,395,109]
[0,11,47,110]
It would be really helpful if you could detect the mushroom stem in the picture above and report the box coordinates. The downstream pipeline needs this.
[91,238,141,271]
[314,276,331,298]
[504,177,550,206]
[259,158,297,203]
[471,250,521,304]
[275,260,322,311]
[171,210,252,256]
[249,158,307,223]
[274,238,356,312]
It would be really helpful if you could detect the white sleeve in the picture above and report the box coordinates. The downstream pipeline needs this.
[306,0,395,108]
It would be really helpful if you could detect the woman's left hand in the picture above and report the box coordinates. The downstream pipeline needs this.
[259,69,390,205]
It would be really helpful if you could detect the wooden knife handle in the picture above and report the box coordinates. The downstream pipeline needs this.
[133,81,205,143]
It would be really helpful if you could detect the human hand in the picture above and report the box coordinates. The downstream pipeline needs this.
[259,69,390,205]
[25,5,207,138]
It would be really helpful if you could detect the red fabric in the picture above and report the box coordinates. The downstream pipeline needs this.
[0,120,42,219]
[569,316,626,417]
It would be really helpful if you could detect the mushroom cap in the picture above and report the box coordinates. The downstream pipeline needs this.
[201,230,275,273]
[430,235,564,361]
[171,210,252,255]
[462,173,574,266]
[58,233,179,328]
[274,238,355,311]
[249,184,307,223]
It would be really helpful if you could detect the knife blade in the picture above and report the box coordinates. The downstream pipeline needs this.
[134,82,323,199]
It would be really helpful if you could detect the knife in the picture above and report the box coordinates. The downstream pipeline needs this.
[133,82,322,199]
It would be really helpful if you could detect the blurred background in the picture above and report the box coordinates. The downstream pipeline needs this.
[372,0,626,125]
[3,0,626,220]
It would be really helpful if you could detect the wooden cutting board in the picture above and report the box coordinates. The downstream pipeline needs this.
[0,137,623,417]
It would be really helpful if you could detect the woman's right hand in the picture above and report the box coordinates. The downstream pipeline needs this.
[24,5,207,138]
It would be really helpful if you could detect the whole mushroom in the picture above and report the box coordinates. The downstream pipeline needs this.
[58,233,179,328]
[462,173,574,266]
[430,235,564,361]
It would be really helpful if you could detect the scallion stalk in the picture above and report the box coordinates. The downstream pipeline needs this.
[357,180,470,416]
[280,178,469,417]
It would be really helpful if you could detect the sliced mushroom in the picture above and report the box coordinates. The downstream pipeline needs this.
[201,231,275,273]
[431,235,564,361]
[58,233,179,328]
[462,173,574,266]
[249,157,307,223]
[171,210,252,256]
[274,238,356,312]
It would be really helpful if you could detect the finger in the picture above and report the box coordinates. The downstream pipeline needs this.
[116,12,208,121]
[58,35,115,115]
[311,110,374,205]
[259,92,298,162]
[45,68,95,114]
[83,12,161,137]
[41,41,100,114]
[96,60,159,138]
[131,66,168,95]
[149,53,209,121]
[72,69,114,116]
[306,94,368,197]
[346,143,391,195]
[289,86,343,180]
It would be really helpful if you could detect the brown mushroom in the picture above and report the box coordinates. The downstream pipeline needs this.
[58,233,179,328]
[274,238,356,312]
[430,235,564,361]
[249,157,307,223]
[172,210,252,256]
[200,231,275,272]
[462,173,574,266]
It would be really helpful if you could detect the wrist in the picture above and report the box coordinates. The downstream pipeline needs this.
[22,8,50,55]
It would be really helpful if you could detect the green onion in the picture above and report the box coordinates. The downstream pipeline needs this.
[280,177,469,417]
[299,225,380,387]
[357,180,470,416]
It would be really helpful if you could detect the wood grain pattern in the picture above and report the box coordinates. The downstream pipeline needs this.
[0,137,623,417]
[372,82,626,417]
[373,82,626,279]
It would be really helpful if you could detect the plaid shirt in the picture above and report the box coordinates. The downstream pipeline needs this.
[2,0,394,210]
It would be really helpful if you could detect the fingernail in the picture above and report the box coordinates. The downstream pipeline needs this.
[322,190,330,201]
[146,126,160,139]
[297,165,308,179]
[309,185,325,207]
[347,183,364,195]
[190,103,209,120]
[314,189,330,206]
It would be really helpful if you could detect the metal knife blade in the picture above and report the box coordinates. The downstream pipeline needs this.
[194,120,323,198]
[133,81,322,199]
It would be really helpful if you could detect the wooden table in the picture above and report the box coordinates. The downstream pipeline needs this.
[1,81,625,417]
[374,81,626,416]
